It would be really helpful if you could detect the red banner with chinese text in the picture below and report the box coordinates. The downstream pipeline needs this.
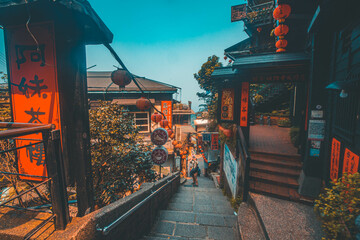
[6,22,60,181]
[240,82,249,127]
[330,138,340,181]
[161,101,172,128]
[211,133,219,150]
[220,88,234,121]
[342,148,359,174]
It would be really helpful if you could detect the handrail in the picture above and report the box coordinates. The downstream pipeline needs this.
[0,122,53,129]
[237,126,251,202]
[0,124,54,140]
[96,173,179,236]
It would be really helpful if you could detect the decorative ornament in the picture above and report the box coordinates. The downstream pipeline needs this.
[151,128,168,146]
[151,112,163,123]
[159,119,169,128]
[111,69,132,88]
[273,4,291,21]
[274,24,289,37]
[136,97,151,110]
[151,146,168,165]
[276,39,288,49]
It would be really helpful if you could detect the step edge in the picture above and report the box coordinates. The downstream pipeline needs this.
[251,159,302,168]
[249,176,299,188]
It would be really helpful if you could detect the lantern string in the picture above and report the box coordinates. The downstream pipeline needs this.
[24,0,40,51]
[103,42,167,120]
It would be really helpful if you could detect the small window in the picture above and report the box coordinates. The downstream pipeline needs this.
[133,112,149,133]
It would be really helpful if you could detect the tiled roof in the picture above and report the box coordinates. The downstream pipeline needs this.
[87,71,179,93]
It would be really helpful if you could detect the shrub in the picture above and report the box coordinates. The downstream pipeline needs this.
[314,173,360,239]
[277,118,291,127]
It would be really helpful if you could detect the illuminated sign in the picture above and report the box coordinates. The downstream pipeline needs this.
[240,82,249,127]
[6,22,60,181]
[221,88,234,121]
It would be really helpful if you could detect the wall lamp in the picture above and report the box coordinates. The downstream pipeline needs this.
[325,79,359,98]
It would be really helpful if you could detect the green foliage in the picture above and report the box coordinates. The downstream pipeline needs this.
[277,118,291,127]
[314,173,360,240]
[194,55,222,123]
[290,127,300,147]
[89,102,156,207]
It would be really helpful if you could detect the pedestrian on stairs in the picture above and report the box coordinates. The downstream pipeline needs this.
[189,155,199,187]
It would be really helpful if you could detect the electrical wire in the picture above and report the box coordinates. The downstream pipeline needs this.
[24,0,40,51]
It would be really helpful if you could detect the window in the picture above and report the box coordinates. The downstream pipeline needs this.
[133,112,149,133]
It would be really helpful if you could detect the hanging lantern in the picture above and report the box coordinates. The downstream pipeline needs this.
[136,97,151,110]
[172,140,178,146]
[273,4,291,21]
[166,128,173,137]
[175,144,182,149]
[274,24,289,37]
[276,48,286,53]
[170,133,175,139]
[276,39,288,49]
[159,119,169,128]
[224,56,227,60]
[229,59,233,63]
[111,69,132,88]
[151,112,163,123]
[179,151,183,155]
[257,27,262,32]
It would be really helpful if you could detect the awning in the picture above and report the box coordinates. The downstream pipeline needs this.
[111,99,155,106]
[233,52,310,69]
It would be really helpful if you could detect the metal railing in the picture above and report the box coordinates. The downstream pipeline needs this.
[236,126,251,201]
[0,122,69,239]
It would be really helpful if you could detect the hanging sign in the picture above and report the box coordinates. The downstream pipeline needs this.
[220,88,235,121]
[211,133,219,150]
[202,133,211,142]
[342,148,359,174]
[6,22,60,181]
[240,82,249,127]
[151,128,168,146]
[151,146,168,165]
[161,101,172,128]
[231,4,247,22]
[330,138,341,181]
[224,144,238,197]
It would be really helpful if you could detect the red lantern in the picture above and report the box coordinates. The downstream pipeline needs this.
[276,39,288,49]
[224,56,227,60]
[229,59,233,63]
[257,27,262,32]
[170,133,175,139]
[276,48,286,53]
[151,112,163,123]
[136,97,151,110]
[111,69,132,88]
[274,24,289,37]
[159,119,169,128]
[166,129,173,137]
[273,4,291,20]
[172,140,178,146]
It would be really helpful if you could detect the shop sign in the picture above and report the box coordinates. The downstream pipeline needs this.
[211,133,219,150]
[308,120,325,140]
[231,4,247,22]
[151,146,168,165]
[252,73,305,83]
[151,128,168,146]
[240,82,249,127]
[311,110,323,119]
[6,22,60,181]
[330,138,341,181]
[202,133,211,142]
[161,101,172,128]
[342,148,359,174]
[220,88,235,121]
[224,144,238,197]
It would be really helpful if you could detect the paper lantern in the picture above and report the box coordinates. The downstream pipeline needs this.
[159,119,169,128]
[172,140,178,146]
[224,56,227,60]
[136,97,151,110]
[276,48,286,53]
[111,69,132,88]
[274,24,289,37]
[170,133,175,139]
[276,39,288,49]
[151,112,163,123]
[257,27,262,32]
[273,4,291,20]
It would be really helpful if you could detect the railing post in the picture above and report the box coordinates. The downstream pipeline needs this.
[43,129,69,230]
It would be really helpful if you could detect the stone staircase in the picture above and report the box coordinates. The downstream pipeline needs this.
[248,151,308,203]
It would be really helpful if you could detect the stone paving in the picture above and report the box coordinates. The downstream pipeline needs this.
[143,176,238,240]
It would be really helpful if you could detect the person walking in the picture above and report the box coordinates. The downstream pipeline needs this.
[189,155,199,187]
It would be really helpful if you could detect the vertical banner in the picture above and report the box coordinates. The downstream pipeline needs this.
[240,82,249,127]
[211,133,219,150]
[6,22,60,180]
[223,144,238,197]
[161,101,172,128]
[342,148,359,174]
[330,138,341,181]
[220,88,234,121]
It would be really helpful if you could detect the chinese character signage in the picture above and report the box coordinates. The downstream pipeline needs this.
[161,101,172,128]
[342,148,359,174]
[6,22,61,181]
[221,88,234,121]
[240,82,249,127]
[231,4,247,22]
[330,138,341,181]
[211,133,219,150]
[251,73,306,83]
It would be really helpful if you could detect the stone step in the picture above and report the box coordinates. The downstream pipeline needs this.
[251,156,302,170]
[250,151,301,162]
[237,202,266,240]
[250,171,299,188]
[250,162,301,178]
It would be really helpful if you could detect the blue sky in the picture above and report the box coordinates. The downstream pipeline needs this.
[0,0,248,111]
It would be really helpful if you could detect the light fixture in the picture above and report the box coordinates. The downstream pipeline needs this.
[339,89,348,98]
